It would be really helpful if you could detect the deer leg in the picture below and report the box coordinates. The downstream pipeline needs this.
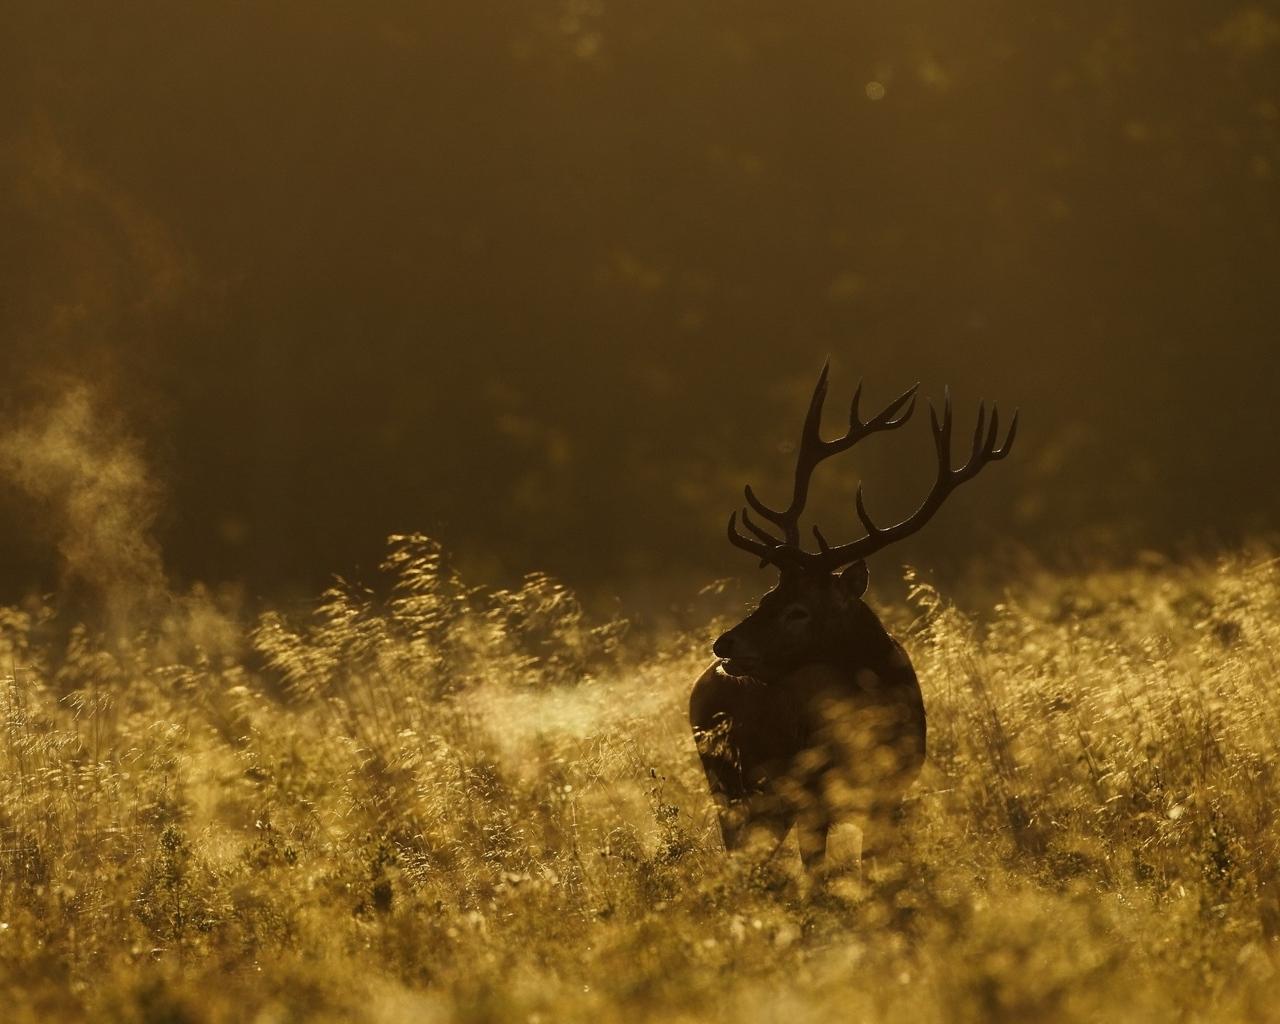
[708,785,792,860]
[859,809,894,862]
[859,795,910,876]
[697,748,748,851]
[795,802,831,874]
[725,802,793,860]
[714,798,750,852]
[696,740,793,860]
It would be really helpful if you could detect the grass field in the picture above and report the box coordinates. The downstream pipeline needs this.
[1,533,1278,1023]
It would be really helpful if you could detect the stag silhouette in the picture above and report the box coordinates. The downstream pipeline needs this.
[690,362,1018,873]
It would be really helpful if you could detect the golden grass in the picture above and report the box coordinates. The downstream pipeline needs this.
[1,534,1278,1022]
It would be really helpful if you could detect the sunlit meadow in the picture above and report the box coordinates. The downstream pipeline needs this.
[1,533,1278,1023]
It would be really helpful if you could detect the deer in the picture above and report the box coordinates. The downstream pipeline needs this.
[690,362,1017,876]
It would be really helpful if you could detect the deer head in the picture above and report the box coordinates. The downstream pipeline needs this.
[712,362,1017,678]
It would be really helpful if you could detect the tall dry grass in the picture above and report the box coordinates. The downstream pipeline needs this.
[0,534,1278,1023]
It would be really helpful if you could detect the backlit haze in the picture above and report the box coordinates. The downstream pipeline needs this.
[4,2,1278,613]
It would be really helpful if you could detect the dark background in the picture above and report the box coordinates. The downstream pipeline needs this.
[3,1,1278,611]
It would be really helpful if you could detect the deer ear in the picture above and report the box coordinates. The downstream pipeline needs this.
[836,561,870,602]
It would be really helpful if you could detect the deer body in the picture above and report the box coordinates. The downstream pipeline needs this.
[691,596,925,870]
[693,362,1016,873]
[696,568,926,865]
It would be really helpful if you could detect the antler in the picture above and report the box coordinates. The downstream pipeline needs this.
[727,368,1019,574]
[727,361,918,570]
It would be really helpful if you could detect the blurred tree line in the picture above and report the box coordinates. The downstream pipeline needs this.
[2,1,1277,608]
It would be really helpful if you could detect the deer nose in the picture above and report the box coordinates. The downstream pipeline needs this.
[712,633,734,659]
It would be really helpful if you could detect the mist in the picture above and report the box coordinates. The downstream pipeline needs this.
[0,383,168,628]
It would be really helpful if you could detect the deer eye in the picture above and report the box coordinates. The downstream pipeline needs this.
[783,605,811,623]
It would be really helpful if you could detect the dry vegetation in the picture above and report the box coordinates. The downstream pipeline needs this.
[1,534,1278,1023]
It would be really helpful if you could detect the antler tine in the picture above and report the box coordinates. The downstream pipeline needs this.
[743,483,784,525]
[727,512,779,563]
[741,360,832,537]
[804,358,833,441]
[885,392,917,427]
[853,483,881,539]
[982,404,999,457]
[969,400,987,466]
[728,511,808,571]
[864,381,920,430]
[996,410,1019,457]
[741,506,786,547]
[849,378,863,429]
[958,403,1019,477]
[928,386,953,472]
[781,358,838,544]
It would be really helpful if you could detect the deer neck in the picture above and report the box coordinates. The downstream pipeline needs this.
[822,600,898,672]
